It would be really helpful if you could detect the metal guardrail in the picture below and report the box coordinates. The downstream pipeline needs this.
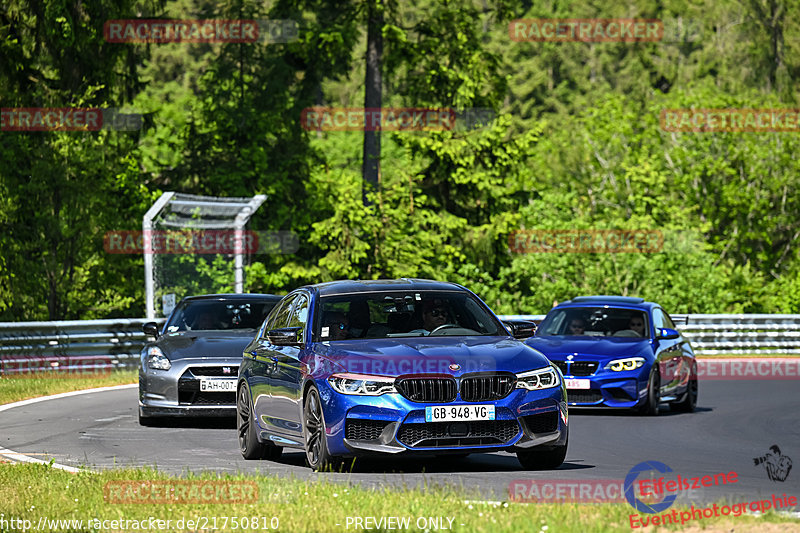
[1,314,799,375]
[499,314,800,355]
[0,318,165,376]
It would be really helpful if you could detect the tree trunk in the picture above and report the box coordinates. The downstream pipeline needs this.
[362,0,383,206]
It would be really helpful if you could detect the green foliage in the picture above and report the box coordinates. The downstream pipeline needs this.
[2,0,799,319]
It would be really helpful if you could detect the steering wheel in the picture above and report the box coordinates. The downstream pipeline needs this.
[430,323,460,335]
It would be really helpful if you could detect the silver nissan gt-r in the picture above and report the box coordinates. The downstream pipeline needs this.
[138,293,281,425]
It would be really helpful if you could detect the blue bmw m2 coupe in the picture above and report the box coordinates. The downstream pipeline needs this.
[236,279,568,471]
[525,296,698,415]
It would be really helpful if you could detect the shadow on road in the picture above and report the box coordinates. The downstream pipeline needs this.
[270,451,594,475]
[569,405,712,417]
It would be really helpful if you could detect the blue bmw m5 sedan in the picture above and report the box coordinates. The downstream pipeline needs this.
[236,279,568,471]
[525,296,698,415]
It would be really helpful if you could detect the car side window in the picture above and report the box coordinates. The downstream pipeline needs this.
[263,295,296,336]
[662,312,677,329]
[287,294,310,343]
[652,308,666,332]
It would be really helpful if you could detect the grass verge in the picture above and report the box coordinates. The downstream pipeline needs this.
[0,369,137,405]
[0,463,798,532]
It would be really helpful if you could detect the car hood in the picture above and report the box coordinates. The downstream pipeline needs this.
[311,336,551,377]
[524,336,652,359]
[154,329,255,361]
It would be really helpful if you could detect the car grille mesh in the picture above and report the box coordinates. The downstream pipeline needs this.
[397,420,519,448]
[190,366,238,376]
[396,378,457,403]
[523,411,559,433]
[345,419,391,441]
[459,374,516,402]
[567,390,603,403]
[178,390,236,405]
[569,362,599,376]
[551,360,598,376]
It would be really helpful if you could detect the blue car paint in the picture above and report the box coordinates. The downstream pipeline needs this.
[239,280,568,459]
[524,297,696,410]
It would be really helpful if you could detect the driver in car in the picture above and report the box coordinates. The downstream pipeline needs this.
[628,316,646,337]
[191,310,218,330]
[410,300,450,335]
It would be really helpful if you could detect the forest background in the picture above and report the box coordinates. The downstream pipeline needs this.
[2,0,799,320]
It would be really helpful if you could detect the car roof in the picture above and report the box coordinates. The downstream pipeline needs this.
[182,293,283,301]
[305,278,465,296]
[556,295,656,311]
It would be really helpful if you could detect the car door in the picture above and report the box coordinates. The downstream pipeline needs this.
[251,294,296,434]
[652,307,681,396]
[664,310,694,393]
[267,291,310,441]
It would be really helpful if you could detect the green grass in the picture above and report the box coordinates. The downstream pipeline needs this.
[0,369,137,405]
[1,368,798,532]
[0,463,797,532]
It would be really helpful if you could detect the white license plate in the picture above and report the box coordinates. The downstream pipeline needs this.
[425,405,496,422]
[199,378,237,392]
[565,379,591,390]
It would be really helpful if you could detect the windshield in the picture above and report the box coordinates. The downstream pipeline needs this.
[537,307,650,338]
[315,291,504,340]
[165,299,278,332]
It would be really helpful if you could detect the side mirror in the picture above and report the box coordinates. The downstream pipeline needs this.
[503,320,537,339]
[142,322,160,339]
[267,327,303,346]
[656,327,680,340]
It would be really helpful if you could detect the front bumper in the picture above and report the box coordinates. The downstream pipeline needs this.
[561,365,649,408]
[315,380,568,457]
[139,358,240,418]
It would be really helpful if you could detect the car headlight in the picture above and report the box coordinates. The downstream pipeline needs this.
[516,366,560,390]
[605,357,645,372]
[147,346,171,371]
[327,373,397,396]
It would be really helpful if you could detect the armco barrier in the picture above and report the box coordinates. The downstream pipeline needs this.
[499,314,800,355]
[0,318,165,376]
[1,314,799,375]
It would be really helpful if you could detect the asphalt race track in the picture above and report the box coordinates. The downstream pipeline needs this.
[2,380,799,505]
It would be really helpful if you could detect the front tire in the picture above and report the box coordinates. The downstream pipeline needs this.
[303,386,341,471]
[517,433,568,470]
[638,367,661,416]
[671,362,698,413]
